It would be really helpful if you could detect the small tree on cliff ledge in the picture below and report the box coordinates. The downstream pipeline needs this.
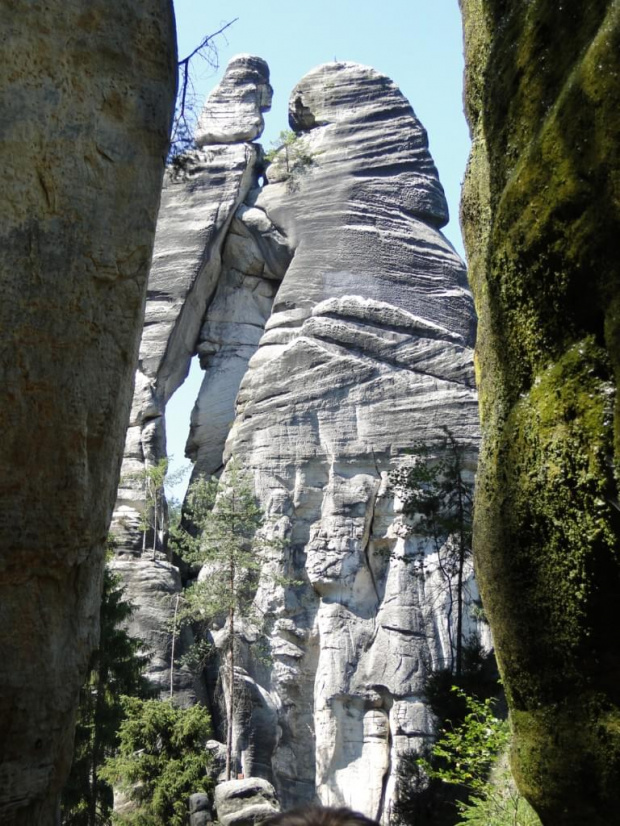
[390,428,474,678]
[171,459,275,781]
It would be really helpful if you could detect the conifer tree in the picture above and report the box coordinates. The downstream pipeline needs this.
[171,459,276,781]
[100,698,212,826]
[390,429,474,677]
[61,562,151,826]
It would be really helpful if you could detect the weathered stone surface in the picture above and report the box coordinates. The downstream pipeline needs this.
[185,206,292,480]
[109,558,198,705]
[190,813,213,826]
[214,778,279,826]
[211,62,481,819]
[189,792,211,814]
[113,141,258,548]
[112,57,482,822]
[111,137,261,695]
[195,55,272,146]
[459,2,620,824]
[0,1,176,823]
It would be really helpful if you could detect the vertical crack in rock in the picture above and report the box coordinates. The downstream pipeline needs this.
[361,478,382,607]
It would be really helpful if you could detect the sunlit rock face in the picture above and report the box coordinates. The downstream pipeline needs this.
[111,56,278,704]
[460,3,620,823]
[216,62,481,819]
[113,57,481,822]
[195,54,273,146]
[0,1,176,822]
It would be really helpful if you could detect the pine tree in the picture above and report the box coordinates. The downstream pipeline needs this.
[100,698,212,826]
[61,562,151,825]
[171,459,277,781]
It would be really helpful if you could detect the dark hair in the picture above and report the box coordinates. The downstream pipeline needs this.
[260,806,379,826]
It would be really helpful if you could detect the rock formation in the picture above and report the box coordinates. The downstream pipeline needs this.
[459,2,620,824]
[112,57,481,820]
[0,2,176,823]
[214,778,280,826]
[112,54,276,700]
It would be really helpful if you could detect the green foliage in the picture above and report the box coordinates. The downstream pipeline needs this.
[422,689,509,795]
[392,745,461,826]
[101,698,212,826]
[264,129,316,192]
[263,129,299,162]
[390,429,474,676]
[61,562,152,826]
[169,458,283,779]
[126,457,188,558]
[455,752,541,826]
[424,637,501,727]
[172,461,267,622]
[409,689,541,826]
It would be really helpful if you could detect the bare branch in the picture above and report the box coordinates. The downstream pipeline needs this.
[170,18,238,158]
[177,19,237,70]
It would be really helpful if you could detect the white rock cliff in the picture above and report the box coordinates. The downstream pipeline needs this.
[112,57,481,821]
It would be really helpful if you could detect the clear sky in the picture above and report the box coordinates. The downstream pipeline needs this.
[166,0,471,497]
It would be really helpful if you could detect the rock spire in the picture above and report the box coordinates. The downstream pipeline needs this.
[112,56,482,821]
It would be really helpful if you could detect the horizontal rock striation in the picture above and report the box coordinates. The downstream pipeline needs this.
[212,62,481,819]
[111,56,275,701]
[113,57,482,821]
[195,55,273,146]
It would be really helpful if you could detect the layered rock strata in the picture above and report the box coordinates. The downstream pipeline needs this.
[460,2,620,824]
[113,57,481,821]
[215,62,480,820]
[0,1,176,823]
[111,55,276,701]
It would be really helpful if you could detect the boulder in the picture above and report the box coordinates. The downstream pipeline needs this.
[214,778,280,826]
[195,55,272,146]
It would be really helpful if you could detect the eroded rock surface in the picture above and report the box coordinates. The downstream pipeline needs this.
[111,57,276,700]
[214,62,480,819]
[195,55,273,146]
[0,1,176,822]
[214,778,280,826]
[113,58,481,821]
[460,2,620,823]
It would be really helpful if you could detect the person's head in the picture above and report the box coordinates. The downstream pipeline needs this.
[260,805,380,826]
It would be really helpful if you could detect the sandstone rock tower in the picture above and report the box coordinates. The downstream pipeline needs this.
[113,56,480,820]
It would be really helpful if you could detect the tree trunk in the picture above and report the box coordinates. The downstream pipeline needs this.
[225,605,235,781]
[170,593,180,699]
[455,449,465,679]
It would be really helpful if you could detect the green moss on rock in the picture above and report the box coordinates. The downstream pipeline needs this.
[460,0,620,822]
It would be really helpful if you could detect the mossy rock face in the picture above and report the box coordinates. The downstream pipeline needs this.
[460,1,620,823]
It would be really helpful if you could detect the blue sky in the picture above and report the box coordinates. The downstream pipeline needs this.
[166,1,471,496]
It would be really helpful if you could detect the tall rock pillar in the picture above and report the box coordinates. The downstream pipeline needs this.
[216,62,480,819]
[460,2,620,823]
[0,2,176,823]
